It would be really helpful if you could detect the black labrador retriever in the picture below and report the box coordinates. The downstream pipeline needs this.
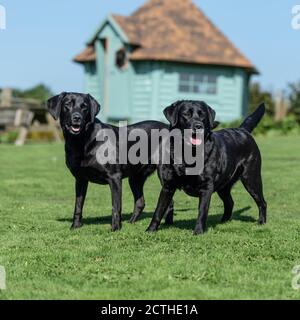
[146,100,267,235]
[47,92,173,231]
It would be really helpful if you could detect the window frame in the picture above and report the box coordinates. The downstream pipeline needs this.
[178,72,218,95]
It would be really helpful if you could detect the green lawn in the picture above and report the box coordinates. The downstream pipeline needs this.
[0,136,300,300]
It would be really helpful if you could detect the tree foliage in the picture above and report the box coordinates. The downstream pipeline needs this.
[288,81,300,123]
[12,84,53,102]
[249,82,275,116]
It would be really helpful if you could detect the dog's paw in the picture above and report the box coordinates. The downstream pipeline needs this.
[70,222,82,230]
[164,216,174,226]
[258,218,266,225]
[221,216,232,224]
[128,215,138,224]
[111,223,122,232]
[193,226,205,236]
[146,224,158,233]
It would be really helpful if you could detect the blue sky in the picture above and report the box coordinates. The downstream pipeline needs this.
[0,0,299,94]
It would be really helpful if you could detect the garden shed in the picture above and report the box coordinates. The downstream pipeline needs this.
[74,0,257,123]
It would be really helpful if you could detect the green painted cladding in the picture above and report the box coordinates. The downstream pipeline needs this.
[84,20,132,122]
[99,23,131,121]
[83,17,250,124]
[130,61,249,123]
[84,63,98,100]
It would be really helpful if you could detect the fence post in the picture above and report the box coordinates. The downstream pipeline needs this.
[274,90,288,122]
[0,88,13,107]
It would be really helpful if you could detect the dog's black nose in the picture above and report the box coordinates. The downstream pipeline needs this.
[72,112,82,123]
[193,123,203,130]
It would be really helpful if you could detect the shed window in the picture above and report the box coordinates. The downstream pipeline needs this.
[179,73,217,94]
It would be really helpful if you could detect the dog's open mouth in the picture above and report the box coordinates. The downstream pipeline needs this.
[190,133,202,146]
[70,125,81,134]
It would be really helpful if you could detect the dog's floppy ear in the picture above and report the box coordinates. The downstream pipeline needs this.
[46,92,66,120]
[206,105,216,129]
[212,121,220,130]
[163,101,181,127]
[87,94,101,121]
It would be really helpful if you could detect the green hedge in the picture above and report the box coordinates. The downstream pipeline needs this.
[0,130,19,144]
[217,115,300,136]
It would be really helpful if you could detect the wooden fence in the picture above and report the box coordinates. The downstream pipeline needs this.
[0,88,61,145]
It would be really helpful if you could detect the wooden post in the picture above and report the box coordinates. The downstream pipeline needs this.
[0,88,13,107]
[15,110,34,146]
[46,113,62,142]
[274,90,288,122]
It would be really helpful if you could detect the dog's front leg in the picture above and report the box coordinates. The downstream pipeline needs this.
[71,179,88,229]
[194,189,213,235]
[146,187,176,232]
[109,175,122,232]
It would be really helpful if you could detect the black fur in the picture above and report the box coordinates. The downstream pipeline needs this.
[47,92,173,231]
[147,100,267,235]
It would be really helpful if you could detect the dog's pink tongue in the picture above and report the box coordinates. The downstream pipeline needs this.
[190,137,202,146]
[72,126,80,132]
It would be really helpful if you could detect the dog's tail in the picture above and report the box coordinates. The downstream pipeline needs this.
[240,103,266,133]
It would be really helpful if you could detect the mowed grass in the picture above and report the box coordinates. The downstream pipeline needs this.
[0,136,300,300]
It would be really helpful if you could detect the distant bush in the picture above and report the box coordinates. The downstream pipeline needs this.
[217,115,300,136]
[249,83,275,117]
[13,84,53,102]
[288,81,300,124]
[0,130,62,144]
[0,130,19,144]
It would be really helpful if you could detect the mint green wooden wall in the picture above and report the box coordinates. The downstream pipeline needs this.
[83,18,249,124]
[99,24,131,121]
[84,62,100,104]
[84,19,133,122]
[130,61,249,123]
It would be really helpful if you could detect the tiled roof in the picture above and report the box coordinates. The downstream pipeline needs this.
[74,0,257,72]
[73,45,96,63]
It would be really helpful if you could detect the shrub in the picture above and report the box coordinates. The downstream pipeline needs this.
[216,115,300,136]
[0,130,19,144]
[288,81,300,124]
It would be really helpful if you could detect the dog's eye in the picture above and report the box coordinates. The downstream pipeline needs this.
[182,111,191,118]
[64,103,71,110]
[197,111,204,118]
[82,103,88,111]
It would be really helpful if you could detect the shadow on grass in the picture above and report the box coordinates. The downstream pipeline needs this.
[161,206,254,231]
[57,206,254,231]
[57,212,154,226]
